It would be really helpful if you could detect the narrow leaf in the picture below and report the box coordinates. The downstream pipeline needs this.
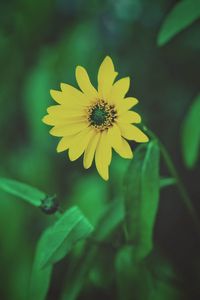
[29,228,53,300]
[160,177,176,188]
[157,0,200,46]
[124,140,160,259]
[38,206,93,268]
[181,94,200,168]
[0,177,45,207]
[140,141,160,257]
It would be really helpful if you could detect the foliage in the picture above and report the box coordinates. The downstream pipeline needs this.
[181,93,200,168]
[0,0,200,299]
[157,0,200,46]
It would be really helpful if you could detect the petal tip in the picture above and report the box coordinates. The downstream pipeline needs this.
[42,115,47,124]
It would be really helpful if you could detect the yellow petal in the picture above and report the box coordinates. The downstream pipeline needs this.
[56,135,75,153]
[42,114,86,126]
[117,97,139,114]
[47,105,79,114]
[107,125,133,158]
[50,90,63,104]
[50,122,88,137]
[60,83,90,105]
[118,111,141,124]
[95,131,112,180]
[98,56,118,100]
[46,105,84,118]
[47,105,63,114]
[107,124,122,150]
[119,123,149,142]
[68,128,94,161]
[83,131,100,169]
[75,66,98,99]
[50,89,86,108]
[110,77,130,103]
[113,137,133,159]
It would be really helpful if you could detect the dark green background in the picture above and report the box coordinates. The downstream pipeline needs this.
[0,0,200,299]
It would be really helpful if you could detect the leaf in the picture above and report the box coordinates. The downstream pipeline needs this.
[61,199,125,300]
[38,206,93,268]
[157,0,200,46]
[115,246,151,300]
[70,175,108,227]
[29,228,53,300]
[160,177,176,188]
[181,93,200,168]
[95,198,124,241]
[124,140,160,259]
[115,246,182,300]
[0,177,45,207]
[29,206,93,300]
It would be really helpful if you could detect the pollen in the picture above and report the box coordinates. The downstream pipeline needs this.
[88,100,117,131]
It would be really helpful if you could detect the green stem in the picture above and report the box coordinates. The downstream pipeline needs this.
[145,127,200,232]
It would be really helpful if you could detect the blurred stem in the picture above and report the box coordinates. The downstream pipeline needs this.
[145,127,200,232]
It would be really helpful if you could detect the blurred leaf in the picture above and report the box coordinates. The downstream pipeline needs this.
[0,177,45,207]
[181,93,200,168]
[124,140,160,259]
[115,246,152,300]
[23,57,53,149]
[115,246,182,300]
[70,175,108,226]
[94,198,124,242]
[38,206,93,268]
[157,0,200,46]
[61,199,124,300]
[29,228,53,300]
[160,177,176,188]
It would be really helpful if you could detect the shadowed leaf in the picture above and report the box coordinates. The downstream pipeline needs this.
[61,199,124,300]
[29,206,93,300]
[157,0,200,46]
[29,228,53,300]
[181,93,200,168]
[160,177,176,188]
[115,246,183,300]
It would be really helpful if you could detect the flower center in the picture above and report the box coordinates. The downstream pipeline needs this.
[88,100,117,131]
[90,107,108,125]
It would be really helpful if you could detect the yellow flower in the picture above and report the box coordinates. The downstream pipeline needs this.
[42,56,149,180]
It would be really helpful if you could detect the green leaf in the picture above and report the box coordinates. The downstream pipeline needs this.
[29,206,93,300]
[0,177,45,207]
[157,0,200,46]
[115,246,151,300]
[181,93,200,168]
[29,228,53,300]
[61,199,124,300]
[160,177,176,188]
[70,175,108,227]
[124,140,160,259]
[38,206,93,268]
[115,246,182,300]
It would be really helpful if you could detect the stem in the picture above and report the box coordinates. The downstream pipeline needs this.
[145,127,200,232]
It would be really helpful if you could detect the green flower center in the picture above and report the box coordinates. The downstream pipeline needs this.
[88,100,117,131]
[90,107,108,126]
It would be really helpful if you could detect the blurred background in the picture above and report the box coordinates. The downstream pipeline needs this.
[0,0,200,299]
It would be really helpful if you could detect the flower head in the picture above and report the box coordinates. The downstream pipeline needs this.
[42,56,149,180]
